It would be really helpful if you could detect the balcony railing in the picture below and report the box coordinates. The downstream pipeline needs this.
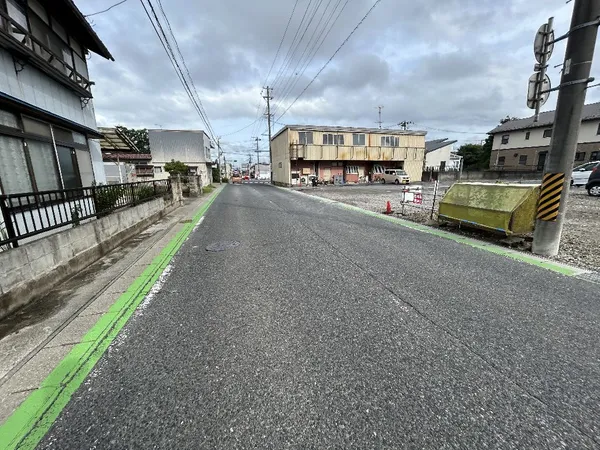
[0,180,172,249]
[0,10,93,97]
[290,143,422,161]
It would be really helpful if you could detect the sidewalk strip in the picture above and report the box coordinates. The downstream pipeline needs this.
[282,188,586,277]
[0,188,222,450]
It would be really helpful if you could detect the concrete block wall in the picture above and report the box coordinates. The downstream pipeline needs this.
[0,197,176,320]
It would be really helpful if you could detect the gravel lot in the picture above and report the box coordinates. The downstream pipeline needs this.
[300,183,600,271]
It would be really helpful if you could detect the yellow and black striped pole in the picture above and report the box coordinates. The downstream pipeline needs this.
[536,173,565,222]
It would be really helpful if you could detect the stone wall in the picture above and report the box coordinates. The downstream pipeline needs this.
[0,193,178,320]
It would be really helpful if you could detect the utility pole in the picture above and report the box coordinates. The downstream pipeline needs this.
[216,137,222,185]
[398,121,414,131]
[253,137,261,178]
[532,0,600,256]
[263,86,273,181]
[375,105,384,129]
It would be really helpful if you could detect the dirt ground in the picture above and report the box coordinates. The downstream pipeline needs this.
[300,183,600,271]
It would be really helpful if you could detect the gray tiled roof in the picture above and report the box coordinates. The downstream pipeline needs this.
[425,138,457,154]
[488,102,600,134]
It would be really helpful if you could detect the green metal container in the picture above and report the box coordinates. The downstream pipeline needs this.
[438,182,541,235]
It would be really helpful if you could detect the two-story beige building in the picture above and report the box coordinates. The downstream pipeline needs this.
[271,125,426,186]
[489,102,600,171]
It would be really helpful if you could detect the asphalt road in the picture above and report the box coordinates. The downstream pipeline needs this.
[40,184,600,449]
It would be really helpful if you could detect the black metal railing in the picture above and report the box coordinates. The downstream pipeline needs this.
[0,180,172,249]
[489,164,545,172]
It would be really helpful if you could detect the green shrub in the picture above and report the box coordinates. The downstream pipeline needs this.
[94,185,125,215]
[134,184,156,202]
[221,177,229,183]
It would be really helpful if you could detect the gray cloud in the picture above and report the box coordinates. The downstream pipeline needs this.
[77,0,598,152]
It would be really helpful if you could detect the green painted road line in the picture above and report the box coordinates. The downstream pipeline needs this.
[0,188,223,450]
[291,190,584,277]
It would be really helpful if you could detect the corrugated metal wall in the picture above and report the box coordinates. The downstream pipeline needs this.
[149,130,212,164]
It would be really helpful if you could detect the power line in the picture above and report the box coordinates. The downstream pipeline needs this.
[270,0,316,91]
[273,0,347,115]
[276,0,383,122]
[220,118,262,137]
[85,0,127,17]
[154,0,215,139]
[264,0,300,86]
[138,0,216,141]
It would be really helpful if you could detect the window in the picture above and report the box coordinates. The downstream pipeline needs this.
[381,136,400,147]
[575,152,586,161]
[56,146,79,189]
[53,126,74,143]
[373,165,384,174]
[353,134,365,145]
[501,135,509,145]
[519,155,528,165]
[27,140,61,191]
[497,156,505,166]
[22,117,51,137]
[7,0,28,30]
[322,133,343,145]
[0,110,19,128]
[596,123,600,135]
[28,0,48,24]
[346,166,359,174]
[76,149,94,186]
[154,167,163,174]
[543,129,552,138]
[0,135,32,194]
[0,109,92,194]
[299,131,313,144]
[591,151,599,161]
[525,131,530,140]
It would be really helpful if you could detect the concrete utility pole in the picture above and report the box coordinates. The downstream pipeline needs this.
[263,86,273,181]
[532,0,600,256]
[216,137,222,185]
[375,105,384,129]
[253,137,261,178]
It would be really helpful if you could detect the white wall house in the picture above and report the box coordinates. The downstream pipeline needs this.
[0,0,113,196]
[425,138,460,171]
[489,102,600,171]
[149,129,214,185]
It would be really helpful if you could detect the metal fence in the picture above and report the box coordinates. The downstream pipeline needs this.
[0,180,171,249]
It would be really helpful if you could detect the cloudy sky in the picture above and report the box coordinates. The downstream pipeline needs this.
[75,0,600,160]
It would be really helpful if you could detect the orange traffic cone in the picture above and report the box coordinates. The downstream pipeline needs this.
[385,201,392,214]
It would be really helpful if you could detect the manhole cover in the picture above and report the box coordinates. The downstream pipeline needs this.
[205,241,241,252]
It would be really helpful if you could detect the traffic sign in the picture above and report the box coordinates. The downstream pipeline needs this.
[527,73,551,109]
[534,23,554,64]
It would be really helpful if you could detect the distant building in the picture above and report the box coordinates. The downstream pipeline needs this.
[425,138,460,171]
[149,129,214,184]
[489,102,600,171]
[271,125,426,186]
[99,127,153,184]
[0,0,113,195]
[251,163,270,180]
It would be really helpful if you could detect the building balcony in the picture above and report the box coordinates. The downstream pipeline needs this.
[290,143,423,161]
[0,11,93,98]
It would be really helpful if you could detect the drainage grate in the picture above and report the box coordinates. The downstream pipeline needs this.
[205,241,241,252]
[180,219,193,224]
[576,271,600,285]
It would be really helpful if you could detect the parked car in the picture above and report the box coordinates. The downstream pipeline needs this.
[379,169,410,185]
[571,161,600,186]
[585,162,600,196]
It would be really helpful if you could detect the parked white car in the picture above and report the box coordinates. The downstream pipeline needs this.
[378,169,410,185]
[571,161,600,186]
